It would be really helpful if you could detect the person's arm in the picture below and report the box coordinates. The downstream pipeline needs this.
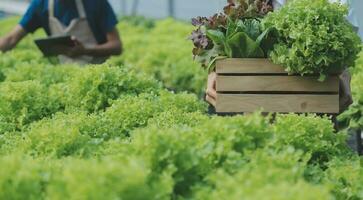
[206,71,217,107]
[65,0,122,58]
[1,0,42,52]
[0,25,27,52]
[85,28,122,56]
[65,28,122,58]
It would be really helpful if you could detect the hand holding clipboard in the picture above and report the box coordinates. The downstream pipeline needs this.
[34,35,77,57]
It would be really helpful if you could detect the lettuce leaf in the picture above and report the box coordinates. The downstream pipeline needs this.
[227,32,264,58]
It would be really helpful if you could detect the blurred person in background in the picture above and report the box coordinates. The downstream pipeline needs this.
[0,0,122,64]
[206,0,361,112]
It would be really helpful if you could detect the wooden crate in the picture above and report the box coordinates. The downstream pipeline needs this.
[215,58,340,114]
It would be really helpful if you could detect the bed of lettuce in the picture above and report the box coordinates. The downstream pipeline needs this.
[0,10,363,200]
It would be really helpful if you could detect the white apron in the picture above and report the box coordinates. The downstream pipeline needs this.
[48,0,106,65]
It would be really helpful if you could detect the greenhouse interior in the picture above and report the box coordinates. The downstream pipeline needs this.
[0,0,363,199]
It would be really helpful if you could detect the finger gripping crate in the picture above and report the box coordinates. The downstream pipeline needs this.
[215,58,340,114]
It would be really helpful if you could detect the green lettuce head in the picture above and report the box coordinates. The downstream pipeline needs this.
[263,0,362,79]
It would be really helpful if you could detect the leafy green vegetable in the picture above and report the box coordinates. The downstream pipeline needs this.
[59,66,161,113]
[227,32,265,58]
[338,51,363,128]
[190,1,274,70]
[272,114,349,165]
[193,149,333,200]
[0,16,362,200]
[322,157,363,200]
[0,81,62,134]
[263,0,362,78]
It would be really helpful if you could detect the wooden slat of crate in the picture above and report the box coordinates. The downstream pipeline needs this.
[216,58,341,75]
[216,58,285,74]
[216,76,339,92]
[216,94,339,113]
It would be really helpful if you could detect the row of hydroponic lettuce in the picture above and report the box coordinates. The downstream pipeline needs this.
[0,17,363,199]
[0,17,207,96]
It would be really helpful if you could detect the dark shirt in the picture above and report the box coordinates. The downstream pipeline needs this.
[19,0,118,44]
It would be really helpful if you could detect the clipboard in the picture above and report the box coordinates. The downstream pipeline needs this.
[34,35,75,57]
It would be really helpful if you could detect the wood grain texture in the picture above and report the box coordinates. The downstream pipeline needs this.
[216,58,342,75]
[216,58,285,74]
[216,94,339,113]
[216,76,339,92]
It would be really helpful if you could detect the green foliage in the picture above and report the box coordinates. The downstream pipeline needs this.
[272,114,349,165]
[0,155,172,200]
[0,51,52,81]
[1,17,206,96]
[109,19,207,95]
[0,16,362,200]
[352,50,363,74]
[322,157,363,200]
[4,63,79,85]
[46,157,171,200]
[0,81,62,134]
[190,1,274,69]
[338,51,363,128]
[92,94,160,139]
[84,91,207,139]
[140,19,206,95]
[130,113,271,197]
[193,149,332,200]
[147,109,208,128]
[60,65,161,113]
[0,155,49,200]
[119,16,155,29]
[227,31,264,58]
[24,112,98,158]
[263,0,362,78]
[213,19,277,60]
[9,91,206,158]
